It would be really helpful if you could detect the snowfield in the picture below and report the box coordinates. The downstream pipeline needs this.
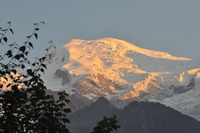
[42,38,200,120]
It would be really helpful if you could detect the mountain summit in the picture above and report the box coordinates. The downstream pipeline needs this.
[43,38,200,120]
[63,38,190,83]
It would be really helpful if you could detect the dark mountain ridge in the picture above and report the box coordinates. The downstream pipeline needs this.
[68,97,200,133]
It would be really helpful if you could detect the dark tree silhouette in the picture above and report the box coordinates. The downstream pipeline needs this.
[91,115,120,133]
[0,22,71,133]
[0,22,120,133]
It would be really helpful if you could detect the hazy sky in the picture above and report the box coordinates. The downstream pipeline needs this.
[1,0,200,59]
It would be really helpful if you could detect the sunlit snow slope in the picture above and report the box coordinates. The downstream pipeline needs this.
[43,38,200,120]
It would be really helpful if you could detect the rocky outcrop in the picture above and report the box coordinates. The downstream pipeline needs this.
[55,69,71,85]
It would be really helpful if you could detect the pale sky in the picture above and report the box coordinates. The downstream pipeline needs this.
[1,0,200,59]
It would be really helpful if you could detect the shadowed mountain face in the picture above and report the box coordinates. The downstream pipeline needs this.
[68,97,200,133]
[117,101,200,133]
[68,97,119,133]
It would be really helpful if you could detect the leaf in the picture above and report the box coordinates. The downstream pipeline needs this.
[3,77,8,81]
[21,64,25,69]
[23,81,28,85]
[14,54,20,60]
[12,69,17,74]
[63,92,69,96]
[41,64,47,69]
[39,57,46,62]
[6,83,12,87]
[29,42,33,48]
[40,68,44,73]
[64,99,70,104]
[3,37,7,43]
[27,35,31,39]
[8,43,14,47]
[27,69,32,76]
[25,51,29,56]
[19,54,25,59]
[4,65,8,69]
[19,46,26,53]
[34,33,38,39]
[6,50,12,58]
[58,103,65,107]
[10,28,14,34]
[63,108,71,113]
[62,118,70,123]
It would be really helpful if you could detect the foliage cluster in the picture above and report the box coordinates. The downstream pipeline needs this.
[92,115,120,133]
[0,22,120,133]
[0,22,70,133]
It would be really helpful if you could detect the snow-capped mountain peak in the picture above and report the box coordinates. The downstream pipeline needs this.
[42,38,200,120]
[59,38,190,84]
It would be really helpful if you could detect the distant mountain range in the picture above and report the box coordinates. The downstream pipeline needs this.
[68,97,200,133]
[42,38,200,121]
